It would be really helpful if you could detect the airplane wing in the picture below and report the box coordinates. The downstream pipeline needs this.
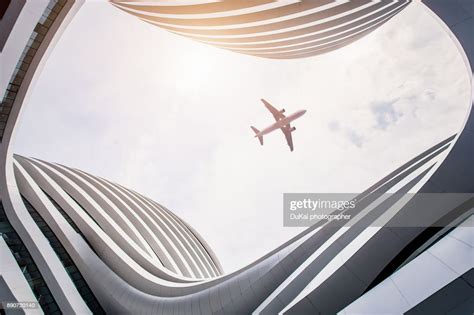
[281,125,294,151]
[261,99,285,121]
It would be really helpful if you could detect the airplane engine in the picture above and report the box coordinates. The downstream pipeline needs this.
[280,109,285,114]
[291,127,296,132]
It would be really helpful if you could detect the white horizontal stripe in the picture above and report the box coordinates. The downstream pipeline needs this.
[112,0,301,19]
[131,192,214,278]
[21,158,200,287]
[45,163,159,261]
[84,171,193,277]
[220,3,404,52]
[28,158,190,280]
[150,1,382,39]
[116,0,344,29]
[103,179,202,278]
[141,195,219,276]
[197,0,403,47]
[13,160,93,314]
[69,169,165,263]
[126,188,208,278]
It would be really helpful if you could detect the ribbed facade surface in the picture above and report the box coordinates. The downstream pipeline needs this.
[0,0,472,314]
[110,0,411,59]
[13,155,223,281]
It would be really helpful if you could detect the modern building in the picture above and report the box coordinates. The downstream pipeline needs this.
[0,0,472,314]
[109,0,412,59]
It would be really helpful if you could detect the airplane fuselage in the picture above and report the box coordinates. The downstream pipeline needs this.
[255,109,306,137]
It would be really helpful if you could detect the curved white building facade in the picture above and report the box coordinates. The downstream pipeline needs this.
[14,155,222,281]
[0,0,472,314]
[110,0,411,59]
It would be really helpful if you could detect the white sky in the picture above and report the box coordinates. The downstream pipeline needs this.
[14,1,471,273]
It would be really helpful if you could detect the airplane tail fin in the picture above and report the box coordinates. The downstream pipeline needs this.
[251,126,264,145]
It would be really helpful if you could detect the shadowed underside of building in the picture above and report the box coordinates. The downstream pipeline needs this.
[0,0,472,314]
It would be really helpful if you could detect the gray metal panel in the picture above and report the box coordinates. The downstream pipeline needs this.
[0,0,26,52]
[405,269,474,315]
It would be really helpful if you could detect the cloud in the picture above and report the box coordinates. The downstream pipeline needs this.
[371,99,403,130]
[328,120,341,132]
[345,128,365,148]
[424,90,436,101]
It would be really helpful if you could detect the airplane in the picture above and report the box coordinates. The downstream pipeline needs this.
[251,99,306,152]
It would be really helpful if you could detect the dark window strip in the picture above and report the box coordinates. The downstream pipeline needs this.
[40,189,100,256]
[0,0,67,142]
[0,200,61,314]
[22,196,105,314]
